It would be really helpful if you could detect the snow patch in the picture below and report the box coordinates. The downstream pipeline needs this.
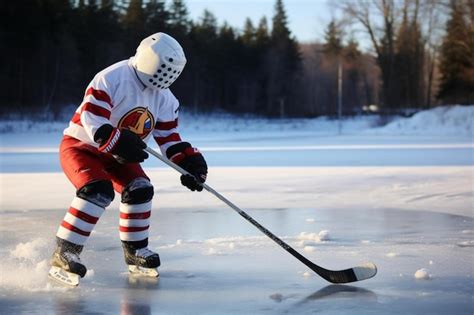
[457,240,474,247]
[297,231,331,242]
[414,268,432,280]
[386,252,399,258]
[300,232,319,240]
[204,236,267,248]
[318,230,331,241]
[205,247,226,256]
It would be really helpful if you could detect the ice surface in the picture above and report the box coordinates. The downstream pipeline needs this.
[1,106,473,314]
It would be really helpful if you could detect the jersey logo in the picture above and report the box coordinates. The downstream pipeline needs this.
[118,107,155,139]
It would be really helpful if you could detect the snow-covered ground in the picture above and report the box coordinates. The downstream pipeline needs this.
[0,106,473,314]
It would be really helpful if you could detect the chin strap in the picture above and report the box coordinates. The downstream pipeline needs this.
[132,67,147,90]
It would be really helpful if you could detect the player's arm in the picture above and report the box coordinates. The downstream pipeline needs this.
[153,101,207,192]
[79,76,148,163]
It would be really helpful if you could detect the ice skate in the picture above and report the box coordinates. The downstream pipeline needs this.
[122,242,160,278]
[48,238,87,286]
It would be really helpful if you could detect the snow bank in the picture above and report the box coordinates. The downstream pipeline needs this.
[1,105,471,136]
[367,105,473,136]
[179,112,378,135]
[0,112,378,135]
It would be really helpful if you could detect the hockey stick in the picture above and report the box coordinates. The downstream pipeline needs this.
[144,147,377,283]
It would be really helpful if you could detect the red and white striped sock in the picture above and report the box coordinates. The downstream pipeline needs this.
[56,197,105,245]
[119,201,151,242]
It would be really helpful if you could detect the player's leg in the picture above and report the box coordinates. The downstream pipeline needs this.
[110,164,160,274]
[120,177,161,270]
[51,137,115,279]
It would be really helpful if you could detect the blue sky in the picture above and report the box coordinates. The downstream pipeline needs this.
[186,0,337,43]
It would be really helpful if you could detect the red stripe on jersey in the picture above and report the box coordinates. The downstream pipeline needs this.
[155,119,178,130]
[71,113,82,126]
[120,211,151,220]
[119,225,149,232]
[154,133,181,145]
[68,207,99,224]
[61,221,91,236]
[82,102,111,119]
[85,87,113,108]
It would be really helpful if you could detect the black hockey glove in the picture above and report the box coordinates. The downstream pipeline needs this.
[167,142,207,192]
[95,124,148,164]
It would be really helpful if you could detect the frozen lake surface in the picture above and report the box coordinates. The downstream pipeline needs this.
[1,200,473,314]
[0,109,473,314]
[1,132,473,172]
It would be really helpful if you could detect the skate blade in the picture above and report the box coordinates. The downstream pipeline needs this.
[128,265,159,278]
[48,266,80,287]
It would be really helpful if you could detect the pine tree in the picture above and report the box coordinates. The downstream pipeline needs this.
[242,18,255,45]
[343,38,363,113]
[199,9,218,35]
[168,0,190,37]
[123,0,145,32]
[255,16,270,47]
[321,19,344,115]
[437,0,474,104]
[266,0,301,116]
[271,0,291,41]
[122,0,146,55]
[394,6,425,108]
[187,9,220,110]
[323,20,343,56]
[144,0,168,34]
[344,38,361,62]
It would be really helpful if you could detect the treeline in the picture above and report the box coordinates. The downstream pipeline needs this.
[0,0,300,117]
[0,0,472,118]
[341,0,473,111]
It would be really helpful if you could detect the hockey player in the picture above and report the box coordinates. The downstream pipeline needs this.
[49,32,207,285]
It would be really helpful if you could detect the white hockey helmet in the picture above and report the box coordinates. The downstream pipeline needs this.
[132,32,186,90]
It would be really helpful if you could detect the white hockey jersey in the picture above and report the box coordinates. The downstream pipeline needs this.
[64,58,183,155]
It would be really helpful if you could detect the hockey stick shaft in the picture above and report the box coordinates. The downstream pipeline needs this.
[144,146,372,283]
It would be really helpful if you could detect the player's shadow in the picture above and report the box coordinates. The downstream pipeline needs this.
[298,284,377,304]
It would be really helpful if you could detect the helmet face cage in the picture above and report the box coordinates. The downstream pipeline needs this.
[147,56,183,89]
[134,33,186,90]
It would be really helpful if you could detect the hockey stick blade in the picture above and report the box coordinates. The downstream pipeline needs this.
[144,147,378,284]
[308,261,377,284]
